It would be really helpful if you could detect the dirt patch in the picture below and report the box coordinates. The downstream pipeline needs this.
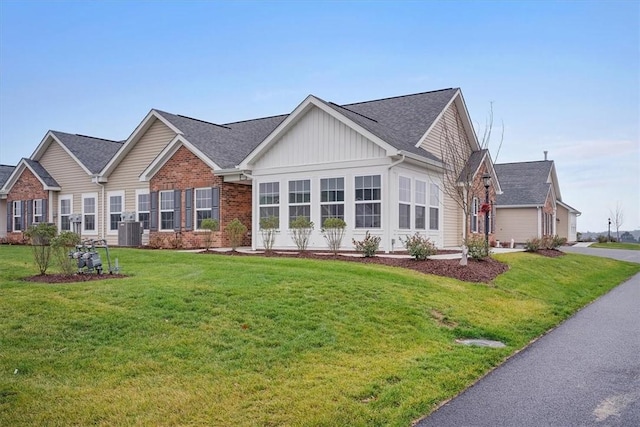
[532,249,565,258]
[25,274,128,284]
[202,250,509,283]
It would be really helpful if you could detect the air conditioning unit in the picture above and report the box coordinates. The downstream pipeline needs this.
[120,212,136,222]
[118,221,142,247]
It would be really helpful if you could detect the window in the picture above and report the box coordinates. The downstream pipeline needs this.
[355,175,381,228]
[60,196,72,231]
[399,176,411,229]
[288,179,311,226]
[415,180,426,230]
[33,199,43,224]
[108,193,123,232]
[195,188,212,229]
[429,183,439,230]
[259,182,280,223]
[12,201,21,231]
[471,197,479,233]
[320,177,344,225]
[137,191,150,230]
[160,191,174,230]
[82,194,97,233]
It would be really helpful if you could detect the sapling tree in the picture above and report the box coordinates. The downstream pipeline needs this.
[259,216,279,251]
[200,218,219,251]
[290,216,314,251]
[24,222,57,275]
[321,218,346,255]
[225,218,247,251]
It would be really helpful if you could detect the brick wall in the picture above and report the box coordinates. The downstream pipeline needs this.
[6,168,48,243]
[467,163,497,243]
[149,145,252,249]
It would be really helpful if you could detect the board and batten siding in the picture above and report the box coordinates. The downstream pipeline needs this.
[105,119,176,220]
[254,106,387,170]
[39,141,96,221]
[495,208,538,243]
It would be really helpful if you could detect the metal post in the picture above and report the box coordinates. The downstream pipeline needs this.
[482,173,491,251]
[608,218,611,242]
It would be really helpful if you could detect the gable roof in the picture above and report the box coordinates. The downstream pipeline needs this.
[1,158,61,193]
[457,149,503,194]
[0,165,16,187]
[50,131,124,174]
[154,111,287,169]
[495,160,555,206]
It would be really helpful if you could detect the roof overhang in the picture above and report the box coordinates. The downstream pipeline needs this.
[100,109,182,178]
[138,135,221,182]
[238,95,400,169]
[1,159,61,193]
[557,200,581,215]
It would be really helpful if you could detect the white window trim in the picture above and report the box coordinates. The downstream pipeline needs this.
[288,179,311,227]
[429,183,440,231]
[195,187,213,231]
[32,199,43,224]
[12,200,22,232]
[471,197,479,233]
[320,176,345,225]
[354,174,382,229]
[159,190,174,232]
[258,181,280,227]
[82,192,98,235]
[136,189,150,233]
[415,179,427,230]
[398,176,411,230]
[59,195,73,232]
[107,191,124,235]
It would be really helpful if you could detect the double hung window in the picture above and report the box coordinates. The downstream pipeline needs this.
[355,175,381,228]
[288,180,311,226]
[259,182,279,223]
[320,177,344,225]
[398,176,411,229]
[415,180,426,230]
[159,191,174,231]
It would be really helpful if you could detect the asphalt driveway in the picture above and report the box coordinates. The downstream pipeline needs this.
[560,245,640,263]
[416,250,640,427]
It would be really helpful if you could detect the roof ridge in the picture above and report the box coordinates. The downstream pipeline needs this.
[224,113,289,126]
[74,134,122,143]
[176,115,232,130]
[496,160,553,166]
[329,102,378,123]
[341,87,457,107]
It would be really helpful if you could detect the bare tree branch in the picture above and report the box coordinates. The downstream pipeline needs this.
[610,202,624,241]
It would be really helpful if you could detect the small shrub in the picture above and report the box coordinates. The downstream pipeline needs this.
[353,231,381,257]
[24,223,58,274]
[167,233,183,249]
[226,218,247,250]
[259,216,279,251]
[51,231,81,275]
[290,216,314,251]
[540,235,554,250]
[597,235,608,244]
[322,218,346,254]
[200,218,219,251]
[148,234,165,249]
[524,237,541,252]
[401,233,437,261]
[466,234,491,259]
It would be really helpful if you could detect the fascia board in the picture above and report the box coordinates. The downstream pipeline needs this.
[30,131,92,176]
[481,152,503,194]
[2,160,61,192]
[139,135,220,182]
[239,95,400,169]
[557,200,581,214]
[455,91,481,150]
[100,110,182,178]
[399,150,444,169]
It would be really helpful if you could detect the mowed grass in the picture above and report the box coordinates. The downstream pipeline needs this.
[590,241,640,250]
[1,246,638,426]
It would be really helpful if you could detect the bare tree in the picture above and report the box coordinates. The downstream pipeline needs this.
[610,202,624,242]
[438,103,503,244]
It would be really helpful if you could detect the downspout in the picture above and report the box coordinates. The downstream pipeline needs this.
[93,177,105,240]
[537,206,542,238]
[385,154,406,253]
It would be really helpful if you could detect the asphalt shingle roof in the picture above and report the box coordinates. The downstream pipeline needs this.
[23,159,60,188]
[0,165,15,187]
[155,111,287,169]
[458,149,488,182]
[495,161,553,206]
[51,131,124,174]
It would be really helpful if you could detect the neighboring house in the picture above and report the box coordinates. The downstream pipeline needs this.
[494,156,580,243]
[239,88,500,251]
[1,87,501,250]
[0,164,17,238]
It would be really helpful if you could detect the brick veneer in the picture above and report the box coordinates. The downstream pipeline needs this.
[467,163,497,243]
[149,145,252,249]
[6,167,48,243]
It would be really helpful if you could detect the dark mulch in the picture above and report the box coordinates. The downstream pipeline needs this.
[25,273,128,284]
[533,249,565,258]
[202,250,509,283]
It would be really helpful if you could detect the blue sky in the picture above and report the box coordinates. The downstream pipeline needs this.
[0,0,638,232]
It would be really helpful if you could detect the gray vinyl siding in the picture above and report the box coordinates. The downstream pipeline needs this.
[443,192,462,247]
[419,102,467,161]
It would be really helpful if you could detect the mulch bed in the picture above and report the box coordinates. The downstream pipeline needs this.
[25,273,128,284]
[202,250,509,283]
[533,249,565,258]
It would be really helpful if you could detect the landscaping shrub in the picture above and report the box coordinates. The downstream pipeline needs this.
[24,223,57,274]
[352,231,380,257]
[401,233,437,260]
[259,216,279,251]
[290,216,314,251]
[524,237,541,252]
[51,231,81,275]
[322,218,346,254]
[597,235,608,244]
[226,218,247,251]
[466,234,491,259]
[200,218,219,251]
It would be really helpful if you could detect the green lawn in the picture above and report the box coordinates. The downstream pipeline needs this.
[590,242,640,250]
[1,246,638,426]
